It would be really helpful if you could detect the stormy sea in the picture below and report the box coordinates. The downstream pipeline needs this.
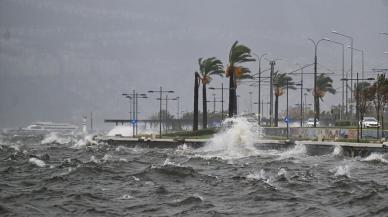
[1,118,388,217]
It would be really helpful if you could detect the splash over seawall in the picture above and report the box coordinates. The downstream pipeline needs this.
[196,117,262,159]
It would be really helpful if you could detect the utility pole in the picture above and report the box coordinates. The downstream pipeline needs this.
[212,94,216,113]
[249,91,253,113]
[132,90,136,137]
[148,87,174,138]
[286,81,289,138]
[90,112,93,131]
[300,67,303,127]
[269,60,276,126]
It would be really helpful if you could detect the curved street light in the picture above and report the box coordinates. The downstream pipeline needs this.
[308,38,326,128]
[323,38,346,120]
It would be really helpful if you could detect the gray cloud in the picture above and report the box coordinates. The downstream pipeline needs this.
[0,0,387,128]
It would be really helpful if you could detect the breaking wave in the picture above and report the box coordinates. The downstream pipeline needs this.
[361,153,388,164]
[41,132,72,145]
[196,117,261,159]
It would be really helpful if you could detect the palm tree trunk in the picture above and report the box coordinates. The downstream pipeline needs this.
[275,95,279,127]
[229,71,235,117]
[315,97,320,122]
[202,84,208,129]
[193,72,200,131]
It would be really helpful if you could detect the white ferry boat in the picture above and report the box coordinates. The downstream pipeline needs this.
[23,122,79,133]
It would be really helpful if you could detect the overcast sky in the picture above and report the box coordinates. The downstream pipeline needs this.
[0,0,387,129]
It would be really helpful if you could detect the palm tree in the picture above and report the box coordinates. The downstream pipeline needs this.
[226,41,255,117]
[313,74,336,120]
[193,72,200,131]
[273,72,295,127]
[198,57,224,129]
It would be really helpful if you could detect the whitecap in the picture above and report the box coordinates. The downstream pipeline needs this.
[102,154,112,162]
[118,194,134,200]
[277,144,306,160]
[90,155,99,163]
[332,145,343,156]
[361,153,388,163]
[29,157,46,167]
[333,165,351,177]
[247,169,267,181]
[71,135,98,149]
[163,158,180,166]
[195,117,262,159]
[41,132,71,145]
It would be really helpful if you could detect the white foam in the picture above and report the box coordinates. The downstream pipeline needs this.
[277,168,288,177]
[41,132,71,145]
[90,155,99,163]
[277,144,306,160]
[102,154,112,162]
[107,125,133,137]
[119,158,128,162]
[118,194,134,200]
[332,145,343,156]
[196,117,261,159]
[361,153,388,163]
[71,134,98,149]
[333,165,351,177]
[29,157,46,167]
[163,158,180,166]
[247,169,267,181]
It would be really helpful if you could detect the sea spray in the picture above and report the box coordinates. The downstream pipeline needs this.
[196,117,261,159]
[361,153,388,163]
[29,157,46,167]
[332,145,343,156]
[72,134,98,149]
[41,132,72,145]
[277,144,307,160]
[333,164,351,177]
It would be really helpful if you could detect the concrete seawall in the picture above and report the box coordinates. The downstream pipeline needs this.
[96,136,388,157]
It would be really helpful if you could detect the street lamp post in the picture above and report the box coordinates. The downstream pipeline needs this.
[209,83,230,120]
[148,87,174,138]
[249,91,253,113]
[267,59,281,126]
[286,81,289,139]
[332,30,354,114]
[348,46,364,79]
[252,53,268,124]
[308,38,326,127]
[156,95,179,133]
[212,93,216,113]
[135,93,148,136]
[323,38,345,120]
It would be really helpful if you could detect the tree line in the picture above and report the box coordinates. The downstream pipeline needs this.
[193,41,337,130]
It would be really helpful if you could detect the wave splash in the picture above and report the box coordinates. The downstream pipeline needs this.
[361,153,388,164]
[196,117,261,159]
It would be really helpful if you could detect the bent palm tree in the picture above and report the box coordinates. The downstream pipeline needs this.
[226,41,255,117]
[313,74,336,120]
[273,72,295,127]
[198,57,224,129]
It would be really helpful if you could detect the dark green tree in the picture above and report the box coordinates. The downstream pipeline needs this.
[273,72,295,127]
[198,57,224,129]
[225,41,255,117]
